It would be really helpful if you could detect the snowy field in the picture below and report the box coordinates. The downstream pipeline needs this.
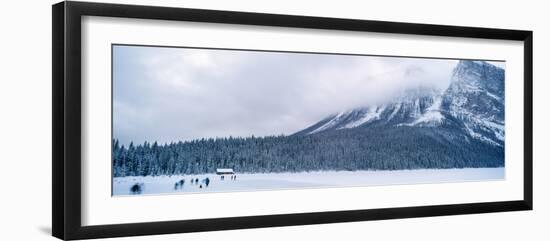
[113,168,504,196]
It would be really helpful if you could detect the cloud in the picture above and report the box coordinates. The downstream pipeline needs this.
[113,46,469,145]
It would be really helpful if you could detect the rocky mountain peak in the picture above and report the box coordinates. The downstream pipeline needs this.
[295,60,505,147]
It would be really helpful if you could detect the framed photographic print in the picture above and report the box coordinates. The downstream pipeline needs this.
[52,1,533,240]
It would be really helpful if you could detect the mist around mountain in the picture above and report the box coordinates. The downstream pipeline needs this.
[112,60,505,177]
[296,60,504,145]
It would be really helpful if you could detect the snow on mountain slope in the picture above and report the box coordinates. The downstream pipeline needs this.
[308,111,351,134]
[296,60,505,146]
[340,106,386,129]
[442,60,505,146]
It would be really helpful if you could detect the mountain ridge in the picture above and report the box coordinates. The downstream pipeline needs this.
[295,60,505,147]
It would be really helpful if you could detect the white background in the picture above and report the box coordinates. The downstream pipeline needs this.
[0,0,547,240]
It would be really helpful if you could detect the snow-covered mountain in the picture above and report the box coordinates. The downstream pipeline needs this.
[295,60,505,147]
[442,60,505,146]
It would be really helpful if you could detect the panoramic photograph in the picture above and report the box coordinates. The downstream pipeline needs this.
[112,45,505,196]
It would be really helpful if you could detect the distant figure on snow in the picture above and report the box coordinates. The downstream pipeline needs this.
[174,179,185,190]
[130,183,143,195]
[195,178,199,183]
[204,177,210,187]
[199,184,203,189]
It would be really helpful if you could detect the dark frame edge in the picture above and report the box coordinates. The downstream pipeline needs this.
[69,201,529,240]
[52,1,66,240]
[523,31,533,210]
[67,1,531,40]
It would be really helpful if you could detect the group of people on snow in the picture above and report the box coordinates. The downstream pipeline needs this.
[181,177,210,189]
[220,175,237,181]
[130,174,239,194]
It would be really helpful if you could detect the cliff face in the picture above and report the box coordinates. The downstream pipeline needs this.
[296,60,505,147]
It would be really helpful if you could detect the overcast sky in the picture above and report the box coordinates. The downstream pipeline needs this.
[113,45,504,145]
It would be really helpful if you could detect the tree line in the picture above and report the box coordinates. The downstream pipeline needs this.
[112,126,504,177]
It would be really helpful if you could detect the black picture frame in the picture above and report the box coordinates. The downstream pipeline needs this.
[52,1,533,240]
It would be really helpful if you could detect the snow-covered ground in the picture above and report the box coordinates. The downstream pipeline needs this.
[113,167,504,196]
